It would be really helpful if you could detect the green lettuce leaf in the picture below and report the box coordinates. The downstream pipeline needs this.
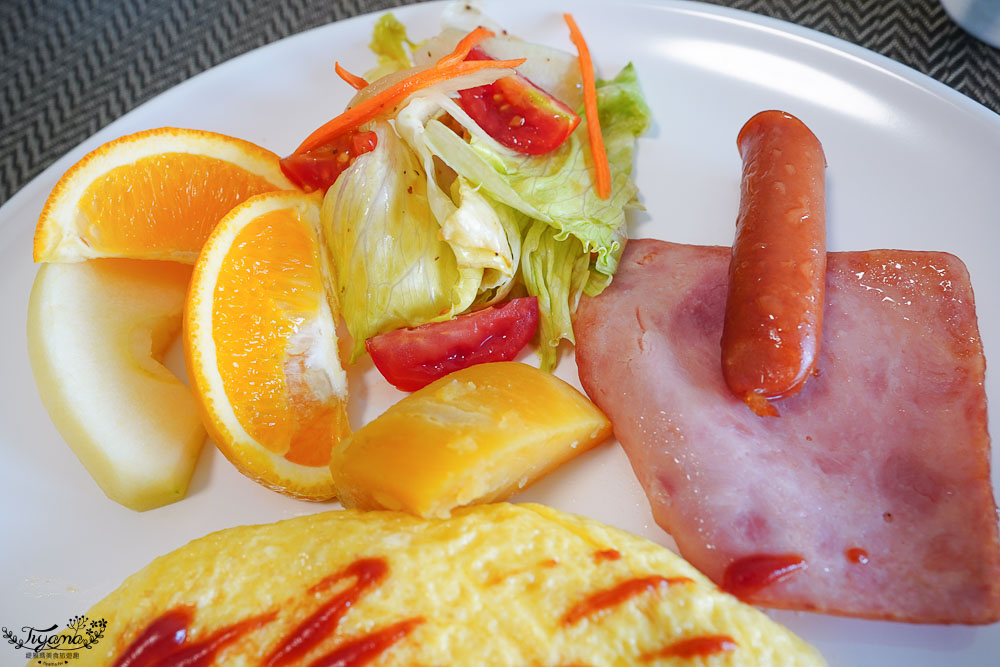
[359,8,650,371]
[520,220,591,372]
[476,63,649,279]
[411,63,650,368]
[395,96,521,305]
[321,121,481,359]
[420,63,650,280]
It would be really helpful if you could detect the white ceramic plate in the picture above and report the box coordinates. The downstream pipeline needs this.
[3,1,999,664]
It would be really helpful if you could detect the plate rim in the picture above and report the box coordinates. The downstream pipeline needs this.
[3,0,999,223]
[5,1,1000,664]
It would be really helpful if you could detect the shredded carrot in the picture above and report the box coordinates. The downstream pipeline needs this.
[335,62,368,90]
[293,56,525,155]
[564,13,610,200]
[436,26,495,67]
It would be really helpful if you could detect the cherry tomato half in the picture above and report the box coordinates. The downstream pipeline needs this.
[458,47,580,155]
[366,297,539,392]
[280,130,378,193]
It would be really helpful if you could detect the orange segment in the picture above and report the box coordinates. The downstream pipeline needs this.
[79,154,278,254]
[35,128,294,263]
[184,190,348,500]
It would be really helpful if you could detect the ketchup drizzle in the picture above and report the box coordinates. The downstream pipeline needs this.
[112,606,193,667]
[307,618,423,667]
[158,612,275,667]
[267,558,388,666]
[722,554,806,598]
[112,606,275,667]
[641,635,738,661]
[561,576,692,626]
[114,557,421,667]
[593,549,621,563]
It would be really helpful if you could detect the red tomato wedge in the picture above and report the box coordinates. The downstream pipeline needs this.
[279,129,378,192]
[366,297,540,392]
[457,47,580,155]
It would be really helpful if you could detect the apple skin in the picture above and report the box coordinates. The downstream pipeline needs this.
[27,259,206,511]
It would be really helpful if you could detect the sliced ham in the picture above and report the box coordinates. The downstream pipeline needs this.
[574,238,1000,624]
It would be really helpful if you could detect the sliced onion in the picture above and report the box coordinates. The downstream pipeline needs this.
[413,30,582,112]
[347,63,517,114]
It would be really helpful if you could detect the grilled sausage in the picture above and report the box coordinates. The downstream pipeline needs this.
[721,110,827,416]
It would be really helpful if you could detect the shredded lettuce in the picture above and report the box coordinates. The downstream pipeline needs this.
[321,121,481,359]
[509,62,650,278]
[443,178,515,279]
[422,63,649,278]
[326,9,650,370]
[395,95,521,302]
[525,63,650,366]
[520,220,592,372]
[405,62,651,367]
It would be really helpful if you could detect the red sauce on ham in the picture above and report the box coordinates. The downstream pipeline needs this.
[112,606,275,667]
[846,548,870,564]
[115,557,421,667]
[722,554,806,598]
[641,635,738,661]
[309,618,423,667]
[267,558,388,666]
[561,575,691,626]
[593,549,621,563]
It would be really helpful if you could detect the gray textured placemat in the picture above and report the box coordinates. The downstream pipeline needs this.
[2,0,998,205]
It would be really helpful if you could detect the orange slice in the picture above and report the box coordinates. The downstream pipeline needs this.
[184,190,348,499]
[34,127,294,263]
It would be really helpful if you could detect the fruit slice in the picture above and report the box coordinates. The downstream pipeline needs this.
[330,361,612,518]
[27,259,206,511]
[184,190,348,500]
[34,127,294,263]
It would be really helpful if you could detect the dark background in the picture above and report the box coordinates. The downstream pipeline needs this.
[2,0,998,205]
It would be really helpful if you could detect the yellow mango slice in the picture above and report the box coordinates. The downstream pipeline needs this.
[330,362,612,518]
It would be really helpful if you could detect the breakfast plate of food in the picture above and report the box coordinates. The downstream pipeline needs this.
[2,0,999,664]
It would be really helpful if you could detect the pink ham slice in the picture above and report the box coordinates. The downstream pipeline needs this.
[574,238,1000,624]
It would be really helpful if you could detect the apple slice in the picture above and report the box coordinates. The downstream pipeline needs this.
[27,259,206,511]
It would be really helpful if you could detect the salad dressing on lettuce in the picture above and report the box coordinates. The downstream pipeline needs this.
[322,1,650,369]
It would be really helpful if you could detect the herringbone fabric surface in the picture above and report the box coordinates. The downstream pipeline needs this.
[1,0,998,205]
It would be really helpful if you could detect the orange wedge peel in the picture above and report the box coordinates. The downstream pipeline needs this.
[34,127,294,264]
[184,190,349,500]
